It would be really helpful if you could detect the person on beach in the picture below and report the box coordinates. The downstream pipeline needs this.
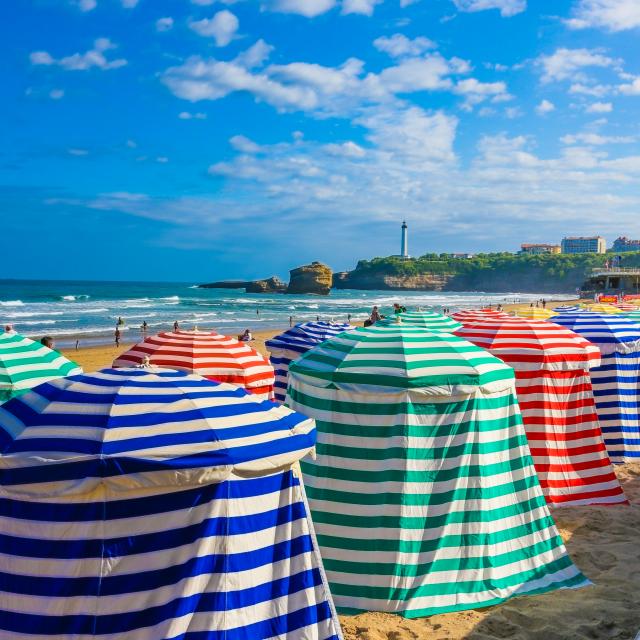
[141,321,148,335]
[393,303,402,315]
[4,325,13,333]
[117,317,124,327]
[40,336,55,350]
[173,321,179,332]
[365,306,382,327]
[289,316,293,327]
[238,329,253,342]
[115,327,121,347]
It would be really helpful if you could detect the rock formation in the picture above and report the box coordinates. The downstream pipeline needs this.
[245,276,287,294]
[287,262,333,295]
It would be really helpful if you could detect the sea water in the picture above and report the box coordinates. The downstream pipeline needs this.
[0,279,573,347]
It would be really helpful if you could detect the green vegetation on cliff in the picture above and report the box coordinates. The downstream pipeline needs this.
[340,251,640,293]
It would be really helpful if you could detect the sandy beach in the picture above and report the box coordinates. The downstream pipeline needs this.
[56,297,640,640]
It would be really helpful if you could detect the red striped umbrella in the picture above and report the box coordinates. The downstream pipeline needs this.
[455,317,626,507]
[113,331,275,400]
[451,309,510,323]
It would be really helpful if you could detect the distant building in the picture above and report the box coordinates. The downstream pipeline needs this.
[612,236,640,252]
[561,236,606,254]
[520,243,561,255]
[400,221,409,258]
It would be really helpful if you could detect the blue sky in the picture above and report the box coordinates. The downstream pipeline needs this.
[2,0,640,281]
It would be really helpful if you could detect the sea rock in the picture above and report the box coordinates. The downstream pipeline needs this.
[245,276,287,294]
[287,262,333,295]
[199,280,251,290]
[334,272,454,291]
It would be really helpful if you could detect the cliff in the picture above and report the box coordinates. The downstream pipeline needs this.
[287,262,333,295]
[245,276,287,293]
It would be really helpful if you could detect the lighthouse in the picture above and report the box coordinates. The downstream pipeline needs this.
[400,221,409,258]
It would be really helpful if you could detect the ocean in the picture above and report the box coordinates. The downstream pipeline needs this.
[0,280,574,347]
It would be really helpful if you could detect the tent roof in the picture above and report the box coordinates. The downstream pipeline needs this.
[0,331,81,399]
[552,312,640,354]
[265,321,353,355]
[0,368,314,495]
[455,317,601,371]
[379,311,462,333]
[288,325,514,396]
[112,330,273,390]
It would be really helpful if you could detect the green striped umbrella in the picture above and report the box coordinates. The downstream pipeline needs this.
[0,331,82,402]
[287,325,587,618]
[625,311,640,323]
[379,311,462,333]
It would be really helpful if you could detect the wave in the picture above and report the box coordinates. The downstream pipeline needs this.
[161,296,180,302]
[6,311,65,318]
[0,300,24,307]
[60,294,91,301]
[16,320,58,326]
[75,308,110,314]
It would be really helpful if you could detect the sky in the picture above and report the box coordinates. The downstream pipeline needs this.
[2,0,640,282]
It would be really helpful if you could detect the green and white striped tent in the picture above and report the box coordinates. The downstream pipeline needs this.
[0,331,81,402]
[286,325,588,618]
[378,311,462,333]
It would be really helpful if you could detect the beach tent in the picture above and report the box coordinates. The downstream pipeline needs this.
[266,322,353,403]
[585,304,623,315]
[455,317,625,506]
[113,330,275,400]
[379,311,462,333]
[554,305,582,313]
[515,308,557,320]
[0,330,81,403]
[450,309,510,323]
[286,325,588,618]
[0,368,342,640]
[553,313,640,463]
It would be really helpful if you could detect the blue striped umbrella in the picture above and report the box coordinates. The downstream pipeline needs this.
[552,305,581,313]
[552,313,640,463]
[266,322,353,403]
[0,368,342,639]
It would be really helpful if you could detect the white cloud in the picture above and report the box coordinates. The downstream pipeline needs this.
[68,148,89,156]
[561,132,635,145]
[535,99,555,115]
[179,111,208,119]
[342,0,382,15]
[156,156,169,163]
[74,0,97,11]
[122,0,139,7]
[230,135,263,153]
[536,48,619,83]
[569,82,610,97]
[265,0,337,17]
[126,139,137,148]
[452,0,526,17]
[234,39,274,68]
[567,0,640,32]
[373,34,437,58]
[190,11,239,47]
[323,141,366,157]
[618,77,640,95]
[586,101,613,113]
[49,89,65,100]
[30,38,127,71]
[156,17,174,32]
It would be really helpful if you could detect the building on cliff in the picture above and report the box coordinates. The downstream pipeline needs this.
[612,236,640,252]
[520,243,561,255]
[561,236,606,254]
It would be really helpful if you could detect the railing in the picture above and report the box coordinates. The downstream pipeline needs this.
[591,267,640,274]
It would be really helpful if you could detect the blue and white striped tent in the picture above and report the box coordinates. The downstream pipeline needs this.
[266,322,353,403]
[552,313,640,463]
[0,368,342,640]
[553,305,581,313]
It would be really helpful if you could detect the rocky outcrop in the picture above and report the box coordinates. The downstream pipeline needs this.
[199,280,252,290]
[287,262,333,295]
[335,272,454,291]
[245,276,287,294]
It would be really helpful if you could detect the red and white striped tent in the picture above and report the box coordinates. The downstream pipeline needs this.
[451,309,510,323]
[455,316,626,506]
[113,330,275,400]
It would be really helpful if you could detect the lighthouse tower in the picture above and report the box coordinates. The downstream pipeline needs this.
[400,221,409,258]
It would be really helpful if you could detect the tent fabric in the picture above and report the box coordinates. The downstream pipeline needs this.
[514,308,557,320]
[266,322,353,403]
[0,331,81,403]
[378,311,462,333]
[553,313,640,463]
[455,318,625,506]
[113,330,275,400]
[585,304,623,315]
[286,326,588,618]
[0,368,342,640]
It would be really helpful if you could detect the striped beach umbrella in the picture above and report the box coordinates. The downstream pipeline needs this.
[0,368,342,639]
[625,311,640,323]
[585,303,623,314]
[553,305,582,313]
[379,311,462,333]
[0,331,81,403]
[286,325,588,618]
[450,309,510,323]
[455,317,625,506]
[614,303,637,311]
[553,313,640,463]
[266,322,353,403]
[113,330,275,400]
[515,307,557,320]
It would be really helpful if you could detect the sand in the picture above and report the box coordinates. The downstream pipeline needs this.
[61,298,640,640]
